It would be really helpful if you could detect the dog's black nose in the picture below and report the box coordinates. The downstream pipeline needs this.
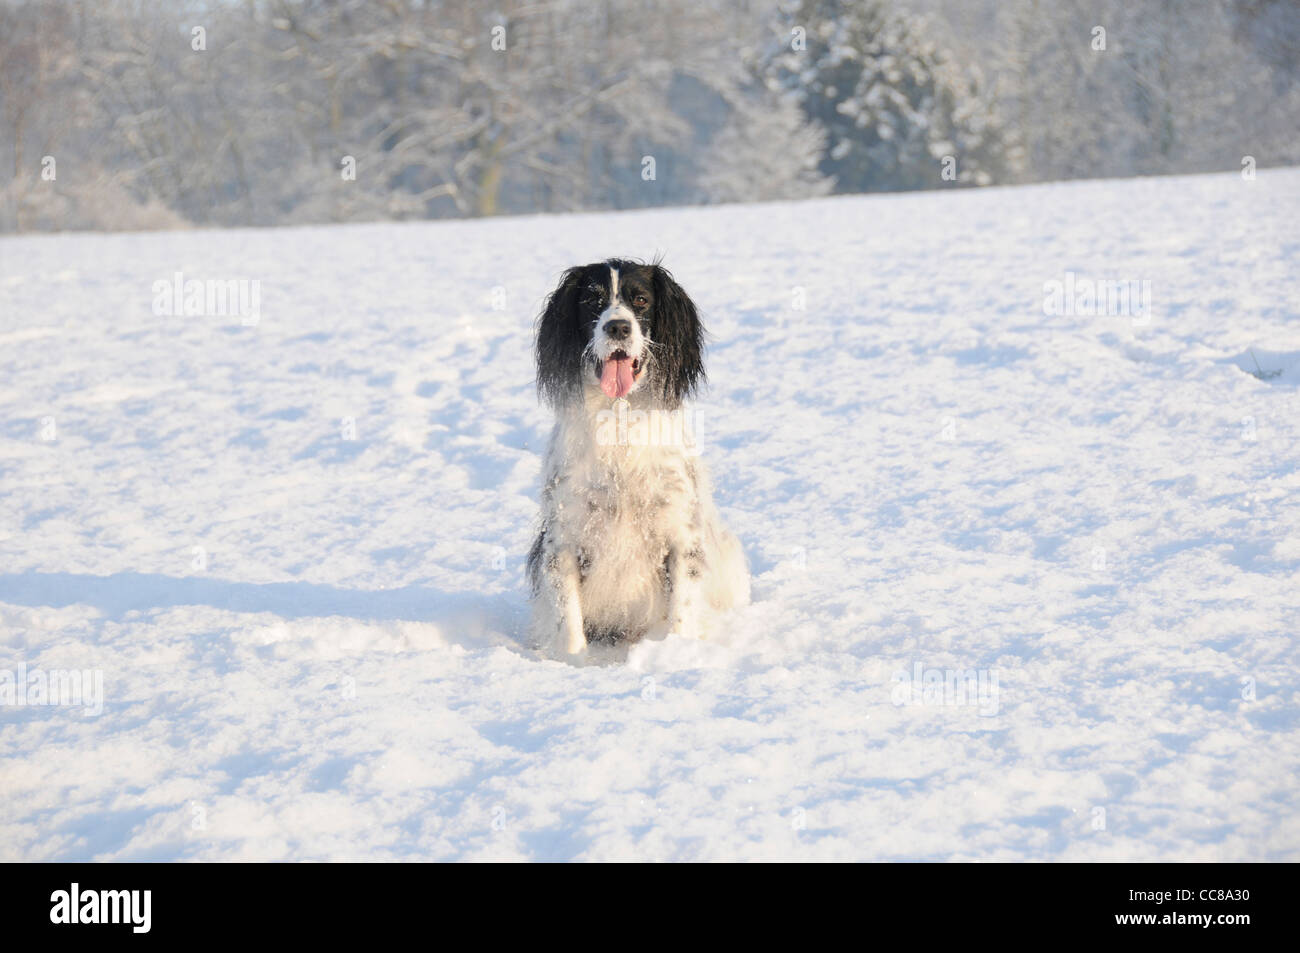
[604,319,632,340]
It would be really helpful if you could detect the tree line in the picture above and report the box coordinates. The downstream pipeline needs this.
[1,0,1295,231]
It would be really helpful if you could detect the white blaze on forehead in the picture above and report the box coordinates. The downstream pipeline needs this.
[593,263,646,386]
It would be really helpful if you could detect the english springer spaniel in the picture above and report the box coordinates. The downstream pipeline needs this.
[528,259,749,659]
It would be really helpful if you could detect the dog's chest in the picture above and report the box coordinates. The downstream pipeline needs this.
[543,412,700,600]
[564,444,693,624]
[577,442,694,538]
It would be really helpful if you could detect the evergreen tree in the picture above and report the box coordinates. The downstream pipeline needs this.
[697,87,835,204]
[760,0,1020,192]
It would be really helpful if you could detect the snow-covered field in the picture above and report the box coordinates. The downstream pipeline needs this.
[2,169,1298,862]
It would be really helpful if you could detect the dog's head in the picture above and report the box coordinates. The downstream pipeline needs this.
[536,259,704,408]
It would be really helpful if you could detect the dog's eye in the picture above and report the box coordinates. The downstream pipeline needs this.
[633,295,648,308]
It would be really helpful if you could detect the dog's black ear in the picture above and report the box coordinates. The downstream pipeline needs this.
[536,266,588,406]
[652,265,706,405]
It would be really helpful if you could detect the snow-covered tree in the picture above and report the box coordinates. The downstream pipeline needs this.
[998,0,1300,181]
[697,88,835,204]
[759,0,1021,192]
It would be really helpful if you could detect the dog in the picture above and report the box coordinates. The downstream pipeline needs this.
[527,259,749,658]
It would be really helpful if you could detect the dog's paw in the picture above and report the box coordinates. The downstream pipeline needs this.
[558,648,588,666]
[560,626,588,660]
[660,618,703,643]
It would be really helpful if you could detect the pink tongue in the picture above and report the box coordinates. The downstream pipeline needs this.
[600,357,635,399]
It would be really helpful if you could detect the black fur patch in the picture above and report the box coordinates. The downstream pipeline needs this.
[650,264,706,405]
[526,530,547,595]
[535,265,594,407]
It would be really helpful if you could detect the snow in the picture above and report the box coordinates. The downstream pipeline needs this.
[2,168,1298,861]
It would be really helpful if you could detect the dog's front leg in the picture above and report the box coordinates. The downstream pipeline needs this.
[666,539,705,641]
[537,547,586,658]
